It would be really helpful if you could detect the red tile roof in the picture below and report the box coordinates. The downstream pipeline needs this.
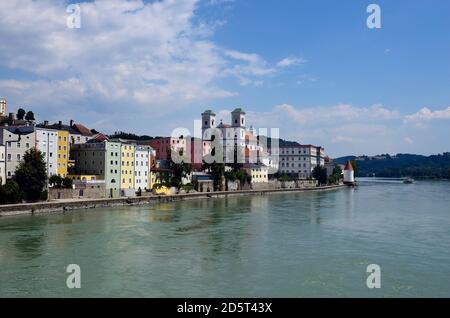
[344,160,353,171]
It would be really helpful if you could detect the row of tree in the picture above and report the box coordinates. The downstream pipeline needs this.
[16,108,35,121]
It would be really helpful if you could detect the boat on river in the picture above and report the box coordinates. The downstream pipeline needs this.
[403,177,415,184]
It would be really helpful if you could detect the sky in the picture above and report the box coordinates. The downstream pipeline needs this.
[0,0,449,157]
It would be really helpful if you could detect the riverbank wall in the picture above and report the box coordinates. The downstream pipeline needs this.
[0,184,346,217]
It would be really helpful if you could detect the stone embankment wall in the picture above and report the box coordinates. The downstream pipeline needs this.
[0,184,345,217]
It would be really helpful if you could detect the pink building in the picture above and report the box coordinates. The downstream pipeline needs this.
[146,137,187,161]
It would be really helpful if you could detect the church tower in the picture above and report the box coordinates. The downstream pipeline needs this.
[201,110,216,141]
[0,97,6,116]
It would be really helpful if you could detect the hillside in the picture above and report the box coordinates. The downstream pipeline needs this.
[334,153,450,179]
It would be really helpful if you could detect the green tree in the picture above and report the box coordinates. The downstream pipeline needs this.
[25,111,35,121]
[62,177,73,189]
[312,165,328,186]
[0,180,22,204]
[203,161,225,191]
[49,175,63,188]
[350,160,359,176]
[14,148,47,202]
[17,108,26,120]
[169,149,192,187]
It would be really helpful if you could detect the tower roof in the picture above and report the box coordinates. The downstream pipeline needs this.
[232,108,246,114]
[344,160,354,171]
[202,110,216,116]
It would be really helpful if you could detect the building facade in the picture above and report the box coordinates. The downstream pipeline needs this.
[105,141,121,197]
[35,127,58,177]
[57,130,70,177]
[120,143,135,191]
[134,145,152,191]
[147,137,187,161]
[0,145,5,185]
[279,145,326,179]
[0,126,36,179]
[202,108,247,164]
[244,164,269,184]
[71,140,122,198]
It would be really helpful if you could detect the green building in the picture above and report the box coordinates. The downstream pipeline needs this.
[71,140,122,198]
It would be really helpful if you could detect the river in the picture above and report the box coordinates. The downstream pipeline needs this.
[0,180,449,297]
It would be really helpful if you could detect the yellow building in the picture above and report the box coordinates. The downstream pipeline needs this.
[121,143,135,190]
[57,130,70,177]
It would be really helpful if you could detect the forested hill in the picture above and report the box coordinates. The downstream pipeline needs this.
[334,153,450,179]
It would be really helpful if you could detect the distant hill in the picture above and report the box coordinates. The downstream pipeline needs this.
[258,136,300,147]
[334,153,450,179]
[108,131,158,141]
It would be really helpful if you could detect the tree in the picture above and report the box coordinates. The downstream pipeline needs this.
[25,111,35,121]
[202,161,225,191]
[327,165,343,185]
[62,177,73,189]
[17,108,26,120]
[14,148,47,202]
[49,175,63,188]
[0,180,22,204]
[312,165,328,186]
[350,160,359,176]
[168,149,192,187]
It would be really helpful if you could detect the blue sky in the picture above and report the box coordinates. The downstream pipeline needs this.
[0,0,450,157]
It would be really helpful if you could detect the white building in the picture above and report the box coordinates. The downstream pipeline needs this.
[0,126,36,179]
[35,127,58,177]
[0,144,5,185]
[202,108,247,164]
[134,145,152,191]
[279,144,325,179]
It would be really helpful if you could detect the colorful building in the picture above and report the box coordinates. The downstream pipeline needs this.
[57,130,70,177]
[71,140,122,198]
[120,142,135,192]
[146,137,187,161]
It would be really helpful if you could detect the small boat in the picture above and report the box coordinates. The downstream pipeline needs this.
[403,177,415,184]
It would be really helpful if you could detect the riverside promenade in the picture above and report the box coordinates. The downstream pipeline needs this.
[0,184,346,217]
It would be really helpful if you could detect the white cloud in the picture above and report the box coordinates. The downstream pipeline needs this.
[277,56,305,67]
[405,107,450,122]
[237,103,450,157]
[0,0,299,121]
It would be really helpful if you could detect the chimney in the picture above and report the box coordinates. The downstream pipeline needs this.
[8,112,16,121]
[70,119,74,127]
[44,120,49,126]
[58,120,62,126]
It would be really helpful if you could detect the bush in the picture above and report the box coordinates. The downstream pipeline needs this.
[62,177,73,189]
[181,183,194,193]
[0,180,22,204]
[49,175,63,188]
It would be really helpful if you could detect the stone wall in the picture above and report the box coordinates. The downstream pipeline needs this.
[49,184,107,200]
